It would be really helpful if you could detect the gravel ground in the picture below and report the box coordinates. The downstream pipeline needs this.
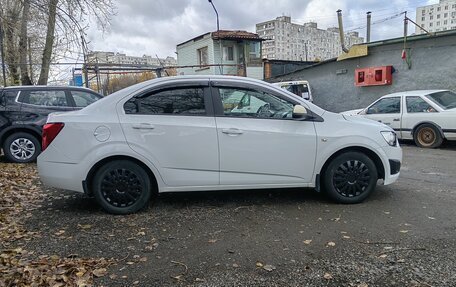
[3,142,456,286]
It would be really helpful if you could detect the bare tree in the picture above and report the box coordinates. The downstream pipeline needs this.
[19,0,32,85]
[37,0,58,85]
[2,0,21,85]
[0,0,115,86]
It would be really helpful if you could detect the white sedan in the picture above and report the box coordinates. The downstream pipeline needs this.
[342,90,456,148]
[38,76,402,214]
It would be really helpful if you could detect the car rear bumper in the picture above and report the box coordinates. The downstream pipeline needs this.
[38,159,85,193]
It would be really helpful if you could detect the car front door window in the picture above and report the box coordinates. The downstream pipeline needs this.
[366,97,401,114]
[219,87,294,119]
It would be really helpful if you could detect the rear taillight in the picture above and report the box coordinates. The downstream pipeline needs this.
[42,123,64,151]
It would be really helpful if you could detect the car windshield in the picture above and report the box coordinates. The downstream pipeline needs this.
[425,91,456,110]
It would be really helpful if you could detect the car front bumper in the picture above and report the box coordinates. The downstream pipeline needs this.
[378,144,402,185]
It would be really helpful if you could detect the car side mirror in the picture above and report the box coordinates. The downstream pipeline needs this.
[292,104,309,119]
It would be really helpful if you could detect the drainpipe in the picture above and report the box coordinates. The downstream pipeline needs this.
[336,9,349,53]
[366,12,371,43]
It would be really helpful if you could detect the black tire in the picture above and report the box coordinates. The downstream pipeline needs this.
[3,132,41,163]
[323,152,378,204]
[413,124,443,148]
[92,160,151,214]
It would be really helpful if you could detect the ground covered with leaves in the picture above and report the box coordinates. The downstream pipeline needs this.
[1,145,456,286]
[0,163,113,287]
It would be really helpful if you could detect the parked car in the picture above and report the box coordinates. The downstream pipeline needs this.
[341,90,456,148]
[37,76,402,214]
[272,80,313,102]
[0,86,103,163]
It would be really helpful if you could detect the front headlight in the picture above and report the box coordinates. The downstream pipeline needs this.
[381,131,397,146]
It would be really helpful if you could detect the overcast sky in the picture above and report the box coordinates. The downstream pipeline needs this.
[85,0,437,58]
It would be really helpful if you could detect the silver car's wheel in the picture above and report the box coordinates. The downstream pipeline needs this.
[3,132,41,163]
[10,138,36,161]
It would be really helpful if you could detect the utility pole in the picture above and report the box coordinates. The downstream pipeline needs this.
[81,35,89,88]
[208,0,223,75]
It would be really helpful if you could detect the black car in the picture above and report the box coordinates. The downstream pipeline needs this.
[0,86,103,163]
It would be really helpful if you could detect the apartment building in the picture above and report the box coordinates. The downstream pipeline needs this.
[256,16,363,61]
[415,0,456,34]
[87,51,177,67]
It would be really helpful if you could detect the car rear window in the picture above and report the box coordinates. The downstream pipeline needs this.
[124,87,206,115]
[71,90,101,107]
[425,91,456,110]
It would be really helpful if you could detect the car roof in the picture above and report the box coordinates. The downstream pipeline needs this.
[382,90,449,97]
[2,85,99,92]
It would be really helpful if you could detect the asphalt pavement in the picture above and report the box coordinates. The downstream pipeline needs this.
[10,142,456,286]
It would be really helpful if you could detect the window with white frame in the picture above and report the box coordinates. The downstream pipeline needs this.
[197,47,208,66]
[223,46,234,61]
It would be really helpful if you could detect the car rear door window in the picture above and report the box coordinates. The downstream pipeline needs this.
[218,87,294,119]
[366,97,401,114]
[406,96,436,113]
[71,91,101,107]
[19,90,69,107]
[124,87,206,115]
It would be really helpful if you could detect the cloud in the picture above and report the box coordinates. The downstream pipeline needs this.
[85,0,439,58]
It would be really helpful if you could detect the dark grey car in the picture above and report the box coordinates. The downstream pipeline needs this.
[0,86,102,163]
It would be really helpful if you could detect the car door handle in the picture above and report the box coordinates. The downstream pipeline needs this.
[132,123,155,130]
[221,128,243,135]
[393,118,400,121]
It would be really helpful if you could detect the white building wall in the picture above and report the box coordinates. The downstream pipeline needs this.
[177,34,216,76]
[415,0,456,34]
[256,16,364,61]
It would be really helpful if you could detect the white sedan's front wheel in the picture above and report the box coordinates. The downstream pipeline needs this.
[323,152,378,204]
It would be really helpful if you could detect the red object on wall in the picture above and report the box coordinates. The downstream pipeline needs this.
[355,66,393,86]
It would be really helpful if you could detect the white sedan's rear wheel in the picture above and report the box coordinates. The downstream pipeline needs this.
[414,124,443,148]
[92,160,151,214]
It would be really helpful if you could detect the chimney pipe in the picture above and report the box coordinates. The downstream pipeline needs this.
[337,9,349,53]
[366,11,371,43]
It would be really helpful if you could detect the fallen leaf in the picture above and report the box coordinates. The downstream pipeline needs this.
[357,283,369,287]
[256,262,264,267]
[324,272,333,280]
[263,264,276,272]
[303,240,312,245]
[92,268,107,277]
[77,224,92,230]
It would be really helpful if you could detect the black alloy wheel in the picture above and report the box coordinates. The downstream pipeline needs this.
[323,152,378,204]
[333,160,370,197]
[93,160,151,214]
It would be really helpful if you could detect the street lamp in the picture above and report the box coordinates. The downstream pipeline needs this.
[208,0,223,74]
[208,0,219,32]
